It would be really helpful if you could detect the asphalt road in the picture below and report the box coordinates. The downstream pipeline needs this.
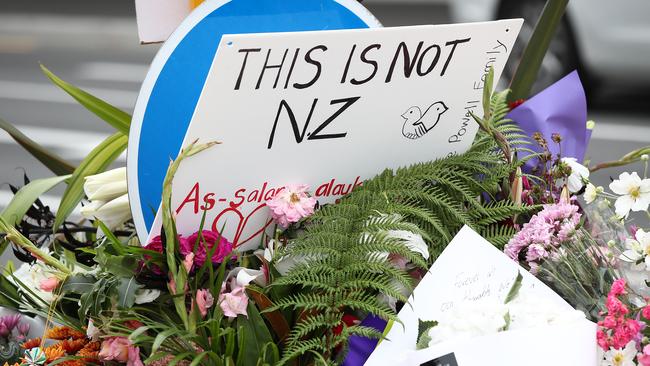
[0,1,648,220]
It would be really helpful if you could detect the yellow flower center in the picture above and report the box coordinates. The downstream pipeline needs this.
[613,352,624,366]
[290,193,301,204]
[630,186,641,199]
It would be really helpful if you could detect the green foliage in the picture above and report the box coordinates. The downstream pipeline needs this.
[509,0,569,102]
[273,88,537,364]
[0,117,76,176]
[41,65,131,135]
[1,174,70,227]
[53,132,127,231]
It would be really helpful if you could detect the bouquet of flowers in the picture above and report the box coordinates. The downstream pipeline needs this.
[0,0,649,365]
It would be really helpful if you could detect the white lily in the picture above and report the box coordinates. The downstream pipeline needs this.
[83,167,127,201]
[561,157,590,193]
[228,267,267,287]
[609,172,650,218]
[81,168,132,234]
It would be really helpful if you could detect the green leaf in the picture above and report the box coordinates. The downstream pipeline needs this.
[505,271,524,304]
[482,67,494,122]
[509,0,569,102]
[117,276,142,309]
[0,117,75,175]
[0,274,20,309]
[95,245,138,278]
[61,275,96,294]
[40,64,131,135]
[416,319,438,348]
[236,303,274,366]
[1,174,71,226]
[54,132,127,230]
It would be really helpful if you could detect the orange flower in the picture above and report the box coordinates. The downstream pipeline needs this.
[21,337,41,349]
[57,360,85,366]
[44,344,65,362]
[45,326,86,340]
[76,341,100,362]
[3,362,21,366]
[60,338,88,353]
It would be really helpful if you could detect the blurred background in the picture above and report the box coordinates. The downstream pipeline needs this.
[0,0,648,213]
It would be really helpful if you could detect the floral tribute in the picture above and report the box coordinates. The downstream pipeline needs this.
[0,7,649,365]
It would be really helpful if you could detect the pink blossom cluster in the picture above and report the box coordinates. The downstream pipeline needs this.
[504,201,581,271]
[596,279,650,365]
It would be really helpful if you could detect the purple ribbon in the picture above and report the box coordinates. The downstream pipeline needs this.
[507,70,589,170]
[342,314,387,366]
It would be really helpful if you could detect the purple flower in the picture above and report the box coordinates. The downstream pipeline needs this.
[504,201,581,270]
[17,322,29,337]
[0,314,21,332]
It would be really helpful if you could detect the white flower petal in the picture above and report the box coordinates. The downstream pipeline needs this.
[614,195,635,218]
[134,289,161,304]
[620,249,642,262]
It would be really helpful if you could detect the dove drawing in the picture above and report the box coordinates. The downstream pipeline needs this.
[400,101,449,140]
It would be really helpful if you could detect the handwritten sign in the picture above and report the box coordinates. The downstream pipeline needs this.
[147,21,522,247]
[364,226,596,365]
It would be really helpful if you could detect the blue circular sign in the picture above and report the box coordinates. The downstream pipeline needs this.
[128,0,381,241]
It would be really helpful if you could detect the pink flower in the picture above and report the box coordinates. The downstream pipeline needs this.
[642,305,650,320]
[17,322,29,336]
[182,253,194,273]
[196,289,214,318]
[638,345,650,366]
[99,337,143,366]
[182,230,234,267]
[612,318,642,349]
[266,184,317,228]
[606,295,629,317]
[219,283,248,318]
[596,329,610,351]
[610,279,627,297]
[39,277,59,292]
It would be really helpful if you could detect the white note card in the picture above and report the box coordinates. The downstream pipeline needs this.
[365,225,597,366]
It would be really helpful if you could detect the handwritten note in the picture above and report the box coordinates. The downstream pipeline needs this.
[365,225,595,365]
[147,21,523,247]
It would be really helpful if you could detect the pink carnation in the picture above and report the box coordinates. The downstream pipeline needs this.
[266,184,317,228]
[182,230,234,267]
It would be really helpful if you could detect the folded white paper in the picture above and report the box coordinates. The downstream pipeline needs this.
[365,225,597,365]
[135,0,198,43]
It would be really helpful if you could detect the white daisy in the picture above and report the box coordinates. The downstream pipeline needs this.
[609,172,650,218]
[601,341,637,366]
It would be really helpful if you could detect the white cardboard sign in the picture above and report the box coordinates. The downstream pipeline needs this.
[149,21,522,247]
[364,226,596,365]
